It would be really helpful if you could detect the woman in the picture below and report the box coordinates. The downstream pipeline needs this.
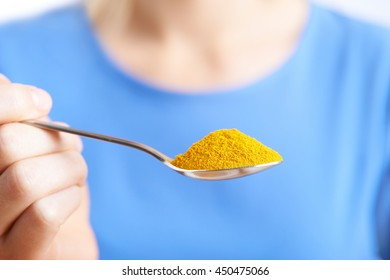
[0,0,389,259]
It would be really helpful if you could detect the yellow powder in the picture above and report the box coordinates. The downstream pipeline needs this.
[171,129,283,170]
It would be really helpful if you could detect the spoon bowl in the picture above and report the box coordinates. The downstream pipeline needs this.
[22,120,282,180]
[166,161,281,180]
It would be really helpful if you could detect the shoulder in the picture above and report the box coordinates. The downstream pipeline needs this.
[314,4,390,36]
[309,4,390,92]
[0,5,85,39]
[0,5,89,77]
[0,5,87,52]
[310,4,390,55]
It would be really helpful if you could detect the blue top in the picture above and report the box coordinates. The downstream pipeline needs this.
[0,3,389,260]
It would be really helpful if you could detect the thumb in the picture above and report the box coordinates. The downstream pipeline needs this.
[0,73,11,84]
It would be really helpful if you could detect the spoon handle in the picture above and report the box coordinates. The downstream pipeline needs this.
[21,120,170,163]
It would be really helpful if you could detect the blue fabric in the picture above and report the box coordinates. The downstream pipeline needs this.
[0,3,389,259]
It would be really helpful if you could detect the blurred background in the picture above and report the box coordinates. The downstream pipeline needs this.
[0,0,390,27]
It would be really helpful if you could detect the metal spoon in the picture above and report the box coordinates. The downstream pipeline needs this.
[22,120,282,180]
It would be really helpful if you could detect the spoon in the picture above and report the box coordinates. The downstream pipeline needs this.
[21,120,282,180]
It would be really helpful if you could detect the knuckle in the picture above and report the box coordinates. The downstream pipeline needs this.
[0,124,20,161]
[29,187,82,230]
[68,151,88,178]
[30,199,61,229]
[4,161,35,201]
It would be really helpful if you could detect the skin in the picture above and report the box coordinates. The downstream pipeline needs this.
[0,0,307,258]
[0,74,98,259]
[92,0,308,91]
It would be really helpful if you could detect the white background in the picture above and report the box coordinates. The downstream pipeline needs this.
[0,0,390,27]
[0,260,390,280]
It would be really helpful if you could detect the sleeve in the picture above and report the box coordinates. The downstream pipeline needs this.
[376,69,390,260]
[377,164,390,259]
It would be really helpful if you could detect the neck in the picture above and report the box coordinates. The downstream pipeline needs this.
[87,0,308,92]
[134,0,276,41]
[90,0,305,44]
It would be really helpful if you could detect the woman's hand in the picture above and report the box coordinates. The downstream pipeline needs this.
[0,74,98,259]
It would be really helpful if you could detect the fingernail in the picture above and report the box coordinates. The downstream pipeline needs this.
[31,89,52,111]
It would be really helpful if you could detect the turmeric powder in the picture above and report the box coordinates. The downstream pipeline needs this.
[171,129,283,170]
